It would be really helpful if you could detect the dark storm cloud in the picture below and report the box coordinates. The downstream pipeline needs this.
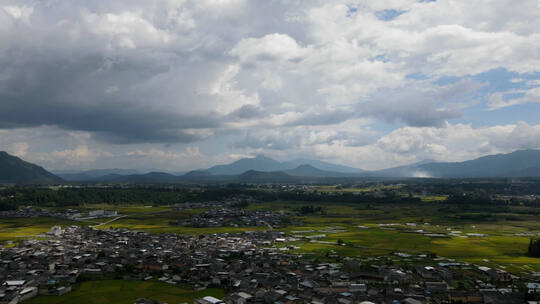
[0,0,290,145]
[284,110,356,127]
[0,96,219,144]
[227,104,266,120]
[0,49,221,143]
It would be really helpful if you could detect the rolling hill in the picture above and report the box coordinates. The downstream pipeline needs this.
[415,149,540,178]
[54,168,140,181]
[236,170,294,182]
[285,164,359,177]
[0,151,63,184]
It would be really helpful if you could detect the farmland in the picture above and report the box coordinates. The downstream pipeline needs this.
[2,199,539,274]
[26,280,225,304]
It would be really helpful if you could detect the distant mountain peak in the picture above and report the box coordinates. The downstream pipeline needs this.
[295,164,317,170]
[207,155,364,175]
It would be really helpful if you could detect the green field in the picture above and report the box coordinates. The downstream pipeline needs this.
[249,201,540,273]
[26,280,225,304]
[2,201,539,274]
[0,217,83,242]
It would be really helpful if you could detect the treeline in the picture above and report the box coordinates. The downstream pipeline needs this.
[5,183,540,208]
[0,187,198,207]
[444,193,540,207]
[0,186,422,207]
[528,239,540,258]
[293,205,325,215]
[404,178,540,196]
[0,201,17,211]
[246,190,422,204]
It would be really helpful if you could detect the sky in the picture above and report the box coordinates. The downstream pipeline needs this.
[1,0,540,172]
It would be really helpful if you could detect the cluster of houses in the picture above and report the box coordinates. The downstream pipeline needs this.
[0,207,54,218]
[177,208,293,228]
[0,207,118,221]
[1,225,539,304]
[173,197,253,211]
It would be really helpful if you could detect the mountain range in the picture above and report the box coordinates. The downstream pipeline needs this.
[53,169,140,181]
[2,149,540,184]
[204,155,365,175]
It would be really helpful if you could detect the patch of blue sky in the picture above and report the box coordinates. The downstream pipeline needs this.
[403,68,540,127]
[375,9,406,21]
[471,68,540,94]
[371,54,390,63]
[456,102,540,127]
[432,68,540,95]
[450,68,540,126]
[346,5,357,18]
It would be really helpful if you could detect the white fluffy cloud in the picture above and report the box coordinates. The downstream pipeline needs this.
[1,0,540,170]
[488,87,540,109]
[309,122,540,170]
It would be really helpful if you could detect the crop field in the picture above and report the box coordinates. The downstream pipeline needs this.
[0,217,82,242]
[314,185,402,193]
[2,200,539,274]
[26,280,225,304]
[249,201,540,273]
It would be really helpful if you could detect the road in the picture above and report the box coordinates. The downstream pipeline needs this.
[90,215,128,228]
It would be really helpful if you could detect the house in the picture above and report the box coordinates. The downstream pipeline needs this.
[195,296,224,304]
[448,291,483,303]
[19,287,38,301]
[49,226,63,236]
[349,283,367,292]
[425,282,447,293]
[227,292,253,304]
[486,269,511,282]
[89,210,105,217]
[3,281,26,287]
[527,282,540,294]
[403,298,423,304]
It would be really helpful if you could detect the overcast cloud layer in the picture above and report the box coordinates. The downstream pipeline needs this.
[1,0,540,171]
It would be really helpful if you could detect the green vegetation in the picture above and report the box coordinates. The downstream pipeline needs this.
[420,195,448,202]
[3,200,539,275]
[529,238,540,257]
[251,200,540,273]
[2,182,539,275]
[0,217,82,241]
[0,151,62,184]
[26,280,225,304]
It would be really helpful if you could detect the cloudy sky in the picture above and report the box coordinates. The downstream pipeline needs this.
[1,0,540,171]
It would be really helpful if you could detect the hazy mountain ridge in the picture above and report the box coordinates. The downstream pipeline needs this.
[285,164,360,177]
[417,149,540,178]
[0,151,63,184]
[207,155,364,175]
[207,155,292,175]
[55,168,140,181]
[4,149,540,184]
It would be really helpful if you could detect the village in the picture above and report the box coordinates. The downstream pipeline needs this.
[176,207,294,228]
[1,223,539,304]
[0,206,119,221]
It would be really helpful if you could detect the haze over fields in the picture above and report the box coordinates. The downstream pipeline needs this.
[1,1,540,172]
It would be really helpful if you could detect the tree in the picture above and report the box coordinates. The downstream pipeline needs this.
[528,238,540,257]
